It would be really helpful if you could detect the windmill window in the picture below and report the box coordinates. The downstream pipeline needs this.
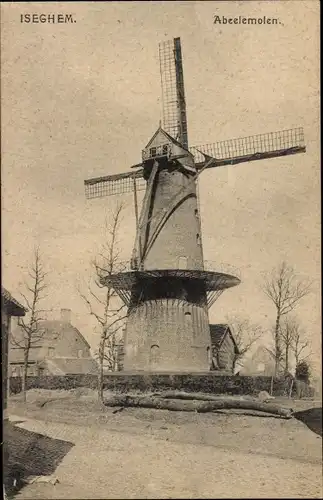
[48,347,55,358]
[184,311,192,318]
[149,147,157,157]
[196,233,201,245]
[162,144,168,155]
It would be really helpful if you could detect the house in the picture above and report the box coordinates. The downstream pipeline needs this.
[1,287,26,418]
[9,308,98,376]
[239,345,275,376]
[209,324,239,373]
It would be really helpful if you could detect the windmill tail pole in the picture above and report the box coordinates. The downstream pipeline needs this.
[104,394,293,419]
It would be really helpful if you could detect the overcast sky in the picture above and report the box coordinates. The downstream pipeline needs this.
[2,1,320,373]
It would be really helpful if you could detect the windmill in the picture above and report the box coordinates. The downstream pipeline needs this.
[84,37,306,372]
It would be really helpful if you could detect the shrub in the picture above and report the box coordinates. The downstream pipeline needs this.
[9,372,295,397]
[295,361,311,383]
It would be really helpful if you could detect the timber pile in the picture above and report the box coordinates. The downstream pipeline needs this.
[104,391,293,419]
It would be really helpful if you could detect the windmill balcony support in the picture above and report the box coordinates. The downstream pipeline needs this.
[99,260,241,278]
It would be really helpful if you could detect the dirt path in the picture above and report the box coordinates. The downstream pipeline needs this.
[11,410,322,499]
[9,397,322,464]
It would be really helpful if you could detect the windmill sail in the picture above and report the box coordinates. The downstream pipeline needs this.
[84,169,145,199]
[159,38,188,148]
[191,127,305,167]
[84,127,305,199]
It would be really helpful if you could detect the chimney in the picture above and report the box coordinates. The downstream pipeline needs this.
[60,308,72,323]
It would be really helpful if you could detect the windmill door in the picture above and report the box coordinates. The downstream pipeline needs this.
[149,344,160,369]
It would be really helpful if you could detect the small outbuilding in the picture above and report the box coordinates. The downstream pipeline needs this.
[209,324,239,373]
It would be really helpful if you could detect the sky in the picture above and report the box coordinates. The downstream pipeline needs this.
[1,1,321,373]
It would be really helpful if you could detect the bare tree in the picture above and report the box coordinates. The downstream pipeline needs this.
[225,315,262,372]
[100,332,121,372]
[11,247,48,402]
[290,322,311,366]
[262,261,311,376]
[78,204,127,401]
[263,328,281,369]
[280,316,297,374]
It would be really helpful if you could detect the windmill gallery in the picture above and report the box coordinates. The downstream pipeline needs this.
[84,37,306,373]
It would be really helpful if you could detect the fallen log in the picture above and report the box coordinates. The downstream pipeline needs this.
[152,391,254,402]
[104,395,292,418]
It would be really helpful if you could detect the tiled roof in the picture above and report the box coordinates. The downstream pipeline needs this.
[11,320,91,349]
[209,324,239,354]
[9,319,93,365]
[1,287,26,316]
[43,357,99,375]
[209,324,229,348]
